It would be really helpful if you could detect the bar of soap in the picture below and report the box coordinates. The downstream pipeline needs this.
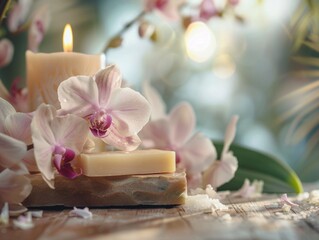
[78,149,176,177]
[23,172,186,207]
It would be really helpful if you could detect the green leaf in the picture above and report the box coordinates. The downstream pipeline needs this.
[214,142,303,194]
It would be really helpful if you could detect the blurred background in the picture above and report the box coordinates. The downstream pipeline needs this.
[2,0,319,182]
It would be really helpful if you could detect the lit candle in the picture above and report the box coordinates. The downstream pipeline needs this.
[26,24,105,110]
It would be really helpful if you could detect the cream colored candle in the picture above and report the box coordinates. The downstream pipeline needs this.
[26,24,105,110]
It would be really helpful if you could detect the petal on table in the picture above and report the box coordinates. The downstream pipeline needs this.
[58,76,99,117]
[168,102,195,147]
[108,88,151,136]
[95,65,122,106]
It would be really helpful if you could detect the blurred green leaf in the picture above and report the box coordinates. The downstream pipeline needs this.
[0,0,11,24]
[214,142,303,193]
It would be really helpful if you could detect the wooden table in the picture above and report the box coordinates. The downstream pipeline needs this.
[2,193,319,240]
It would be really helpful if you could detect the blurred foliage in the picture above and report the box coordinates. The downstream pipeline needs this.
[278,0,319,181]
[289,0,319,52]
[0,0,11,24]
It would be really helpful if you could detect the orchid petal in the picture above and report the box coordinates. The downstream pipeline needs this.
[0,97,16,131]
[140,118,171,149]
[103,126,141,151]
[7,0,32,32]
[56,162,80,179]
[187,172,203,190]
[0,39,14,68]
[4,113,32,145]
[0,80,10,100]
[221,115,239,158]
[108,88,151,136]
[95,65,122,106]
[58,76,99,117]
[31,104,56,187]
[50,114,89,153]
[199,0,218,21]
[23,149,39,173]
[0,133,27,169]
[168,102,195,147]
[28,5,50,52]
[142,81,166,120]
[178,132,217,174]
[0,169,32,204]
[202,153,238,188]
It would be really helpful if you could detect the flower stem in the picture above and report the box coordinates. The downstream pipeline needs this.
[101,10,147,54]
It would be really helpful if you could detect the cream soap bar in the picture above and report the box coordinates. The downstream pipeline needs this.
[78,149,176,177]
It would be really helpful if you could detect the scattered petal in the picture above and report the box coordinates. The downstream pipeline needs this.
[30,210,43,218]
[69,207,93,219]
[0,203,9,226]
[231,179,263,198]
[13,212,34,230]
[280,194,299,207]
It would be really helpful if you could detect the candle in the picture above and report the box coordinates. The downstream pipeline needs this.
[26,24,105,110]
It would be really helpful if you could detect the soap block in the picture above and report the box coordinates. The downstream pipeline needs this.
[23,172,187,207]
[78,149,176,177]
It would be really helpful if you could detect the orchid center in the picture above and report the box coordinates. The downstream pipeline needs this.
[89,110,112,138]
[52,145,79,179]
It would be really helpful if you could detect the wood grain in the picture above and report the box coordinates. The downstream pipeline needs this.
[2,194,319,240]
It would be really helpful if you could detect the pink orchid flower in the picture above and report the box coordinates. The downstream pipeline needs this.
[144,0,184,20]
[28,5,50,52]
[202,116,239,188]
[31,104,89,188]
[199,0,219,21]
[57,65,151,151]
[0,79,29,113]
[140,83,216,189]
[0,39,14,68]
[0,97,32,145]
[0,133,32,205]
[7,0,33,32]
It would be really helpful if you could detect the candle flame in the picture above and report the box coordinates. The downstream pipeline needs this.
[63,24,73,52]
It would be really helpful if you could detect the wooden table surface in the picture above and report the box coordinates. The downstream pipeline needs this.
[2,193,319,240]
